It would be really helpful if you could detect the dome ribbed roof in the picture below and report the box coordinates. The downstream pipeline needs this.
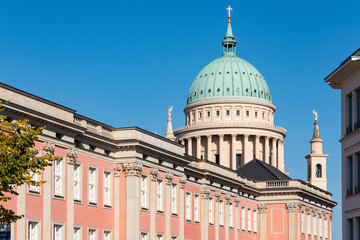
[186,20,272,106]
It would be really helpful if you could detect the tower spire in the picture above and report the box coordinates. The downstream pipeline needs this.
[164,106,176,141]
[222,6,237,55]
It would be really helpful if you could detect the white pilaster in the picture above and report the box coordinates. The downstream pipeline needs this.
[234,198,240,240]
[16,185,25,240]
[258,204,267,240]
[114,164,121,240]
[179,175,187,240]
[66,148,77,240]
[42,142,54,240]
[287,203,296,240]
[165,172,173,240]
[225,195,230,240]
[200,187,210,240]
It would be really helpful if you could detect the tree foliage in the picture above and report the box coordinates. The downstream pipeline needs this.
[0,103,60,223]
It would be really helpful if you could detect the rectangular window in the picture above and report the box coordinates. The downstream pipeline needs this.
[355,154,360,194]
[74,227,81,240]
[88,167,97,204]
[207,111,210,117]
[194,194,200,223]
[219,200,224,226]
[347,157,354,196]
[88,229,97,240]
[104,171,111,207]
[157,179,163,212]
[307,214,311,235]
[241,207,246,231]
[229,203,233,228]
[103,230,111,240]
[301,212,305,234]
[226,110,230,116]
[216,110,220,116]
[157,234,163,240]
[324,218,328,239]
[247,208,252,232]
[185,192,192,221]
[28,170,40,193]
[54,159,64,197]
[209,198,214,224]
[74,164,81,201]
[346,93,353,134]
[246,111,249,117]
[253,210,257,233]
[236,110,240,116]
[171,183,177,214]
[141,175,148,209]
[215,154,220,165]
[236,154,242,169]
[28,221,39,240]
[347,219,354,240]
[53,224,63,240]
[140,233,148,240]
[255,112,258,117]
[313,215,317,236]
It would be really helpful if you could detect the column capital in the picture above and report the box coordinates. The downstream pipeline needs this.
[264,136,269,140]
[258,204,267,213]
[231,134,237,138]
[165,172,174,185]
[114,163,121,177]
[206,134,212,139]
[196,136,201,140]
[329,213,333,221]
[215,191,221,202]
[219,134,224,139]
[255,135,260,140]
[297,203,303,213]
[123,161,143,176]
[66,148,77,165]
[286,202,296,212]
[235,197,240,207]
[243,134,249,138]
[200,187,210,199]
[150,167,159,181]
[43,141,55,155]
[225,194,231,205]
[179,174,187,188]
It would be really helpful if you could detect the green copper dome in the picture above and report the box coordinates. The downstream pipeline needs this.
[187,20,272,105]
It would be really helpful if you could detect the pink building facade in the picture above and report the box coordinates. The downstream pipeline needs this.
[0,82,336,240]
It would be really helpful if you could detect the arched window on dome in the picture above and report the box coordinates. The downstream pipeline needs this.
[316,164,322,178]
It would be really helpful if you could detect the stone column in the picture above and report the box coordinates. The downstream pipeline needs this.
[231,134,237,170]
[16,185,25,240]
[165,172,173,240]
[287,203,296,240]
[207,135,212,162]
[187,138,192,156]
[278,140,285,172]
[66,149,77,240]
[219,134,225,166]
[271,138,277,167]
[215,192,221,240]
[258,204,267,240]
[150,168,159,240]
[42,141,55,240]
[179,175,187,240]
[329,214,333,240]
[196,136,201,159]
[200,187,210,240]
[297,204,303,240]
[255,135,260,160]
[114,164,121,240]
[235,198,240,240]
[264,137,270,164]
[243,134,249,165]
[124,162,143,240]
[305,207,310,237]
[225,195,231,240]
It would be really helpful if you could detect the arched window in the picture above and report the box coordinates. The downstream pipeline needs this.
[316,164,322,178]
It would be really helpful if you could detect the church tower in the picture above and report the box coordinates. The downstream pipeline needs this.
[305,111,328,190]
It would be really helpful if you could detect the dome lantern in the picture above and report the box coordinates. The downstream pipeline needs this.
[222,6,237,56]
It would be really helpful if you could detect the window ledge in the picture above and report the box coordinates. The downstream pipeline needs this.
[53,195,65,200]
[28,191,41,196]
[74,199,82,204]
[104,204,112,209]
[88,202,98,207]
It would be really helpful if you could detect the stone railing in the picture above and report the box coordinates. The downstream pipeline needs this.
[73,116,113,137]
[265,180,289,188]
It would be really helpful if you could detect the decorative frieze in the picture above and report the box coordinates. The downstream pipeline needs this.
[66,148,77,164]
[123,162,142,176]
[114,163,121,177]
[258,204,267,213]
[150,167,159,181]
[286,202,296,212]
[179,174,187,188]
[200,187,210,199]
[165,172,173,185]
[43,141,55,155]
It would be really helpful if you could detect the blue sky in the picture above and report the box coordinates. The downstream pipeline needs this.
[1,1,359,238]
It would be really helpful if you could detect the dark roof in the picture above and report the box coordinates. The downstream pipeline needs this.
[237,159,291,181]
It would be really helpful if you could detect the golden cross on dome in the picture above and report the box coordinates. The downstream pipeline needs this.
[226,5,233,22]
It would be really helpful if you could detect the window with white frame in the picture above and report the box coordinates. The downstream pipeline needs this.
[74,164,81,201]
[307,214,311,235]
[53,224,63,240]
[319,217,322,238]
[88,229,96,240]
[54,159,64,197]
[241,207,246,231]
[171,183,177,214]
[219,200,224,226]
[157,179,163,212]
[253,210,257,233]
[74,227,81,240]
[103,230,111,240]
[103,171,111,207]
[185,192,192,221]
[171,236,178,240]
[140,232,148,240]
[140,175,148,209]
[28,221,39,240]
[247,208,252,232]
[229,203,234,228]
[313,215,317,236]
[301,212,304,234]
[28,170,40,193]
[209,197,214,224]
[194,194,200,223]
[157,234,163,240]
[88,167,97,204]
[324,218,328,239]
